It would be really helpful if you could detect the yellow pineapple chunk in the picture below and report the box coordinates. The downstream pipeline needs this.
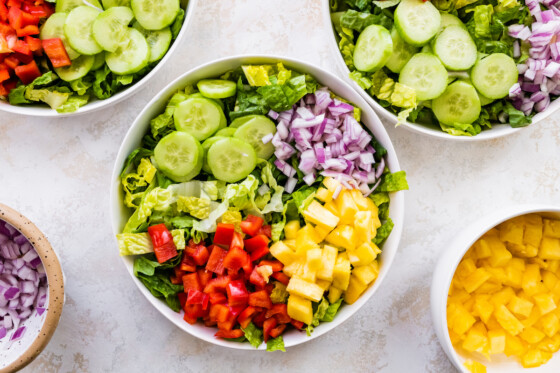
[504,333,528,357]
[474,239,491,259]
[301,262,317,283]
[284,239,296,250]
[486,236,512,267]
[522,264,542,296]
[284,220,300,240]
[317,245,337,281]
[499,218,525,245]
[322,177,341,201]
[295,224,321,255]
[303,200,340,229]
[544,218,560,238]
[463,268,491,293]
[354,210,374,243]
[542,270,559,291]
[349,189,369,211]
[283,258,305,278]
[510,257,526,272]
[332,253,351,290]
[490,287,515,307]
[538,334,560,353]
[348,241,379,267]
[520,326,546,344]
[316,279,331,291]
[315,187,332,203]
[287,294,313,324]
[539,312,559,337]
[328,286,342,303]
[474,296,494,324]
[495,304,524,336]
[463,322,488,352]
[270,241,297,265]
[456,258,477,279]
[508,296,534,319]
[521,349,552,368]
[323,200,339,217]
[463,360,487,373]
[488,329,506,354]
[344,276,368,304]
[287,276,324,302]
[533,293,557,314]
[314,224,332,241]
[521,306,542,328]
[504,265,523,288]
[447,303,476,335]
[485,267,507,284]
[506,242,538,258]
[306,248,323,271]
[524,214,543,247]
[473,280,502,294]
[326,225,355,251]
[539,237,560,260]
[335,189,359,225]
[353,263,378,286]
[548,259,560,272]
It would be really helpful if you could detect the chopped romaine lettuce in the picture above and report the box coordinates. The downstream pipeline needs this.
[266,336,286,352]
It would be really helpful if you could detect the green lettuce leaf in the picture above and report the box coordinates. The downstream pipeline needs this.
[373,217,394,245]
[308,298,330,332]
[373,0,400,9]
[133,256,161,276]
[177,196,211,219]
[25,87,71,110]
[440,121,482,136]
[137,271,183,312]
[321,298,343,322]
[377,171,409,192]
[369,192,390,207]
[270,282,289,303]
[266,336,286,352]
[504,101,532,128]
[171,8,185,39]
[340,9,393,32]
[291,186,316,214]
[8,86,30,105]
[150,91,190,138]
[257,74,308,112]
[241,322,263,348]
[117,229,185,256]
[344,0,372,11]
[69,76,93,95]
[56,95,90,113]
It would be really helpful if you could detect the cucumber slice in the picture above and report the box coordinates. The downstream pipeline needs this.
[132,22,172,63]
[102,0,130,8]
[432,81,481,125]
[214,128,236,137]
[433,25,477,71]
[353,24,393,72]
[131,0,179,30]
[64,6,104,55]
[207,138,257,183]
[40,13,81,60]
[201,136,227,174]
[395,0,441,46]
[440,13,465,30]
[197,79,237,99]
[421,45,432,54]
[479,94,494,106]
[105,28,150,74]
[230,114,261,128]
[154,131,203,182]
[385,27,418,74]
[187,92,225,110]
[174,97,226,141]
[233,115,277,159]
[399,53,448,101]
[56,0,103,12]
[54,54,95,81]
[91,52,105,70]
[471,53,518,99]
[93,7,134,53]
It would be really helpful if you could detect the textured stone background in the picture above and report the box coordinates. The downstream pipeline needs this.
[1,0,559,372]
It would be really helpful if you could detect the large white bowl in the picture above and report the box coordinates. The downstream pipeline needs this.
[431,204,560,372]
[0,0,194,117]
[110,55,405,350]
[321,1,560,141]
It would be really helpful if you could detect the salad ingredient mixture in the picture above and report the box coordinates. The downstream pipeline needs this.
[447,214,560,368]
[331,0,535,136]
[2,0,184,112]
[118,63,408,349]
[0,220,48,342]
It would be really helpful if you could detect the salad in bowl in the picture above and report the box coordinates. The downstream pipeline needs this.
[111,56,408,351]
[0,0,189,115]
[329,0,558,138]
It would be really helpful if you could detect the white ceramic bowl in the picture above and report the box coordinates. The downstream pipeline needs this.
[321,1,560,141]
[110,55,405,350]
[0,203,64,373]
[0,0,194,118]
[431,204,560,372]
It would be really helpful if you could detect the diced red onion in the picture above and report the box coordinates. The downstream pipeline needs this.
[261,133,274,144]
[513,41,521,58]
[284,177,297,194]
[268,110,279,120]
[303,173,316,186]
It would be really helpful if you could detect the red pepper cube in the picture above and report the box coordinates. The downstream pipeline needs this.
[182,272,201,293]
[203,275,231,294]
[263,317,278,342]
[148,224,178,264]
[215,329,244,339]
[266,303,291,324]
[4,56,19,70]
[271,272,290,286]
[229,231,244,251]
[269,324,287,339]
[24,36,42,54]
[183,304,206,325]
[41,38,71,67]
[252,310,267,328]
[197,269,212,287]
[240,215,264,237]
[16,24,38,37]
[250,245,269,262]
[248,290,272,309]
[208,292,227,305]
[187,289,210,310]
[177,292,188,309]
[226,280,249,307]
[180,251,197,272]
[257,224,272,238]
[244,235,269,253]
[206,246,228,275]
[249,267,266,288]
[186,243,209,266]
[258,260,283,272]
[237,306,259,329]
[14,59,39,84]
[213,223,235,246]
[209,303,230,323]
[0,68,9,83]
[223,247,250,274]
[290,319,305,329]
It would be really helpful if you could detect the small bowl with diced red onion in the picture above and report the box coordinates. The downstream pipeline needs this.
[0,203,64,372]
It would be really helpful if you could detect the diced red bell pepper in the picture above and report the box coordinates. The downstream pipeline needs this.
[187,289,210,310]
[183,303,206,325]
[12,39,33,64]
[240,215,264,237]
[147,224,178,264]
[223,247,250,274]
[230,231,244,250]
[265,303,291,324]
[263,317,278,342]
[14,58,38,84]
[250,245,269,262]
[203,275,231,294]
[197,268,212,287]
[208,292,227,305]
[16,24,38,37]
[4,55,19,69]
[6,0,22,10]
[269,324,287,339]
[252,310,266,328]
[213,223,235,246]
[170,275,183,285]
[177,292,188,309]
[228,305,245,317]
[290,319,305,329]
[0,77,16,95]
[0,3,8,23]
[258,260,283,272]
[217,311,238,331]
[179,251,196,272]
[249,267,266,288]
[0,83,8,96]
[41,38,71,67]
[0,68,9,83]
[244,235,269,253]
[209,303,230,323]
[215,329,244,339]
[7,7,22,29]
[226,280,249,307]
[174,267,186,279]
[206,245,228,275]
[248,290,272,309]
[203,317,217,327]
[271,272,290,286]
[257,224,272,238]
[22,3,53,18]
[182,272,201,293]
[186,241,210,266]
[0,35,11,54]
[237,306,259,329]
[24,35,41,54]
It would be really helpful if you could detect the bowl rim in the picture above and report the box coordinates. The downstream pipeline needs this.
[109,54,405,350]
[0,203,64,373]
[320,1,560,141]
[431,204,560,372]
[0,0,195,118]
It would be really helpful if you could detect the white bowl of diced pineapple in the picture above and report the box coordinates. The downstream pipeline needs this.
[431,205,560,372]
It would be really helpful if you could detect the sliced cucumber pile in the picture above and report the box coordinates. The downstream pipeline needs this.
[432,25,477,71]
[432,81,481,125]
[399,53,448,101]
[471,53,519,100]
[154,131,203,182]
[353,24,393,72]
[394,0,441,46]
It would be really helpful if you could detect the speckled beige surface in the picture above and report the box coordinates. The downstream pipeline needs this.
[0,0,559,372]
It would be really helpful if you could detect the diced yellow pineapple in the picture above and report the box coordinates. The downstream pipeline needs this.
[323,200,339,217]
[473,280,502,294]
[323,177,341,199]
[538,334,560,353]
[462,322,488,353]
[483,228,500,238]
[485,316,502,331]
[488,329,506,354]
[474,239,491,259]
[353,263,378,286]
[495,304,525,336]
[301,262,317,283]
[463,360,487,373]
[544,218,560,238]
[520,326,546,344]
[448,329,463,345]
[463,297,476,313]
[447,303,476,335]
[326,225,355,251]
[490,287,515,307]
[504,333,528,357]
[506,242,538,258]
[522,264,542,296]
[283,258,305,278]
[539,312,559,337]
[332,253,351,290]
[507,296,533,319]
[315,187,332,203]
[542,270,559,291]
[316,279,331,291]
[504,265,523,288]
[499,218,525,245]
[295,225,320,255]
[524,214,543,247]
[349,189,369,211]
[364,197,381,227]
[486,237,512,267]
[270,241,297,265]
[314,224,332,242]
[521,306,542,328]
[284,239,296,250]
[328,286,342,303]
[335,189,359,225]
[548,259,560,273]
[533,293,557,314]
[521,349,552,368]
[303,200,340,229]
[463,268,491,293]
[354,210,374,243]
[284,220,300,240]
[539,237,560,260]
[287,294,313,324]
[344,276,368,304]
[286,276,324,302]
[510,257,526,272]
[474,297,493,324]
[448,288,470,304]
[456,258,477,280]
[307,248,323,271]
[317,245,337,281]
[348,241,379,267]
[485,267,507,284]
